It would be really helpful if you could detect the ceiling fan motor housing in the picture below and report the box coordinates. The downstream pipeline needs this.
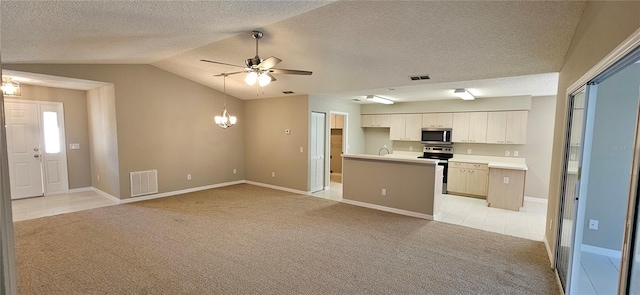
[245,57,262,68]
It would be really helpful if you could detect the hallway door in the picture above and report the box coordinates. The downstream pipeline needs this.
[310,112,325,192]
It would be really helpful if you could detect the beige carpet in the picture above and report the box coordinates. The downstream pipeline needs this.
[15,184,559,294]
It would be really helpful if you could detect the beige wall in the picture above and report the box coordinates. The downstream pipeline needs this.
[343,157,437,216]
[4,64,245,199]
[87,85,121,197]
[522,96,556,199]
[546,2,640,255]
[244,95,309,191]
[11,84,92,189]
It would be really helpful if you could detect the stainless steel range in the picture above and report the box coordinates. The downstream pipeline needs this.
[418,146,453,193]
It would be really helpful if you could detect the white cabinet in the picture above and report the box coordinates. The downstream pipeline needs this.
[486,111,528,144]
[422,113,453,128]
[452,112,487,143]
[361,114,391,127]
[390,114,422,141]
[447,162,488,197]
[330,114,344,129]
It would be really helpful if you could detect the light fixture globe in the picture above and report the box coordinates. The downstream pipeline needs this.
[245,72,258,86]
[258,73,271,87]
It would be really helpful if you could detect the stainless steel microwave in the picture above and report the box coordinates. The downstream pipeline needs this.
[421,128,452,145]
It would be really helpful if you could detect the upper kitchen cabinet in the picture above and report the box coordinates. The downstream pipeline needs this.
[452,112,488,143]
[486,111,528,144]
[422,113,453,128]
[361,114,391,128]
[390,114,422,141]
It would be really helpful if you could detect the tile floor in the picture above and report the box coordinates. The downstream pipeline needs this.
[576,251,620,295]
[436,193,548,241]
[12,190,118,222]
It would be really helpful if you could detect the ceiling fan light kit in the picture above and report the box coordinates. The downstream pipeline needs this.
[454,88,475,100]
[366,95,394,105]
[201,30,312,90]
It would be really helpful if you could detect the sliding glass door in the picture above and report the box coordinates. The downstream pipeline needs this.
[555,89,587,291]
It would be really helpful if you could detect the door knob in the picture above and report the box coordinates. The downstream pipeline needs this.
[34,154,40,158]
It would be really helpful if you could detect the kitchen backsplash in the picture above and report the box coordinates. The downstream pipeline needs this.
[392,142,526,158]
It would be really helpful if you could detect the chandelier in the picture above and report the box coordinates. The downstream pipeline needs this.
[214,74,237,129]
[1,77,21,96]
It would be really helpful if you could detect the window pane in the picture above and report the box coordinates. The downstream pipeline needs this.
[43,111,60,154]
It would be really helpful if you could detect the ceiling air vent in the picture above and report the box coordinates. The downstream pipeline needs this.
[282,91,295,94]
[410,75,430,81]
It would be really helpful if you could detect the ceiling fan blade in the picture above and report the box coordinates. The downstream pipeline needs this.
[269,68,313,75]
[266,73,277,82]
[258,56,282,70]
[200,59,246,69]
[213,71,246,77]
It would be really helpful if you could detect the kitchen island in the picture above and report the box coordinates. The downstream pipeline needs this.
[342,154,442,220]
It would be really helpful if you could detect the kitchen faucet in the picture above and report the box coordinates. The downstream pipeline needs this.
[378,147,390,156]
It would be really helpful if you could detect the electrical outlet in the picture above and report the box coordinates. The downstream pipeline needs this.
[187,174,192,180]
[300,147,303,153]
[383,145,387,148]
[589,219,599,230]
[233,169,237,174]
[97,174,100,181]
[549,219,553,230]
[514,151,519,157]
[381,188,387,196]
[409,146,413,151]
[467,148,472,154]
[272,172,276,178]
[505,150,510,156]
[503,177,509,184]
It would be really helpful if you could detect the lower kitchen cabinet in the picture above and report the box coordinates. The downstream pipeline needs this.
[487,168,526,211]
[447,162,488,197]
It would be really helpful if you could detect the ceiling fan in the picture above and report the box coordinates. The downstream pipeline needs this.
[201,30,312,87]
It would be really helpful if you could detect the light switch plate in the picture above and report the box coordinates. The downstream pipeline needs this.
[503,177,509,184]
[589,219,599,230]
[69,143,80,150]
[381,188,387,196]
[505,151,510,156]
[513,151,519,157]
[467,149,472,154]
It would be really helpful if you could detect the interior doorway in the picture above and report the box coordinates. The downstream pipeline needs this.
[4,99,69,199]
[330,113,345,183]
[310,112,326,193]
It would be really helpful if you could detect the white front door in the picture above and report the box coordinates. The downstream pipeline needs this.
[4,100,69,199]
[310,112,325,192]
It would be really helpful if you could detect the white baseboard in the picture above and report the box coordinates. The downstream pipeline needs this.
[341,199,433,220]
[91,187,121,203]
[544,236,555,267]
[119,180,245,204]
[243,181,309,195]
[581,244,622,259]
[68,187,93,193]
[524,196,548,204]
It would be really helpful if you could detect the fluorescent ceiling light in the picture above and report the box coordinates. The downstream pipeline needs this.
[366,95,394,105]
[454,89,474,100]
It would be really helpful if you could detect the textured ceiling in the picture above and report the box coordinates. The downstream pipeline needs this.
[1,1,586,102]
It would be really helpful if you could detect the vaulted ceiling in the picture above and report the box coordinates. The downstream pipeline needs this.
[1,1,586,102]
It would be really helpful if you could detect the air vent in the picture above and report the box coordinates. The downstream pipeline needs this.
[409,75,430,81]
[282,91,295,94]
[130,170,158,197]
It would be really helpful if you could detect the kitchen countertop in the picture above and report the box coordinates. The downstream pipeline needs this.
[449,154,528,171]
[343,154,438,165]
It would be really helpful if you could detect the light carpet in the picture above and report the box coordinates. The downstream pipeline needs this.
[15,184,559,294]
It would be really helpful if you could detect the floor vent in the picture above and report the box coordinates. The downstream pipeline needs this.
[130,170,158,197]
